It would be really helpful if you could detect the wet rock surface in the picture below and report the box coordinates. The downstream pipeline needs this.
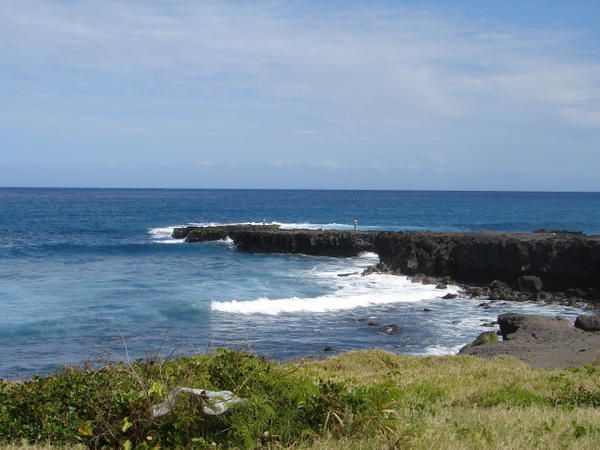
[574,314,600,332]
[460,313,600,368]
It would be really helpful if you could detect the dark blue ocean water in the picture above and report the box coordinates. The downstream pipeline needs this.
[0,188,598,377]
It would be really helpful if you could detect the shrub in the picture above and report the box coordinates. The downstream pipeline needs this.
[0,350,401,449]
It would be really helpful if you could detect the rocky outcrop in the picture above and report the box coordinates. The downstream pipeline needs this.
[460,313,600,368]
[373,231,600,296]
[230,229,376,257]
[171,226,600,301]
[460,331,499,351]
[574,315,600,332]
[174,225,281,242]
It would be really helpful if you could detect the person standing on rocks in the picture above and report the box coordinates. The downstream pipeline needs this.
[353,218,358,230]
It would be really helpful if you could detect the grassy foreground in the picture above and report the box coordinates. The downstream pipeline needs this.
[0,350,598,449]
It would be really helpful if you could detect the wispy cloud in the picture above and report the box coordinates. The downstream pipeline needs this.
[1,0,599,131]
[1,1,599,189]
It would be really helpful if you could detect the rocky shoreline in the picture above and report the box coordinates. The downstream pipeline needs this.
[172,225,600,306]
[173,224,600,367]
[460,313,600,368]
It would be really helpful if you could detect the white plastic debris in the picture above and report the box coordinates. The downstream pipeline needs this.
[151,387,247,417]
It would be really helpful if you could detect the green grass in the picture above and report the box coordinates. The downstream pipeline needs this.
[0,349,599,449]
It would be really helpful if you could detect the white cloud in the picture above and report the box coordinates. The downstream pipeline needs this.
[0,0,599,132]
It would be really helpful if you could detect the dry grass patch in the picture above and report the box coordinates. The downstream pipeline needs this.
[0,349,598,449]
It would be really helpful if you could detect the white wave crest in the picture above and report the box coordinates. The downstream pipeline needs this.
[418,344,465,356]
[148,226,176,236]
[147,226,185,244]
[358,251,379,259]
[216,236,235,247]
[190,221,367,230]
[211,273,460,315]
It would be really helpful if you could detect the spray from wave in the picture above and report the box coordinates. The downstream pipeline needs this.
[211,252,461,315]
[147,226,185,244]
[145,226,463,315]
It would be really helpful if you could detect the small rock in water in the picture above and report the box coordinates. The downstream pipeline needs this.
[367,321,382,327]
[337,272,359,277]
[323,346,335,352]
[436,283,448,289]
[423,308,432,312]
[468,287,489,298]
[409,273,427,283]
[361,266,378,276]
[442,293,457,299]
[383,324,403,335]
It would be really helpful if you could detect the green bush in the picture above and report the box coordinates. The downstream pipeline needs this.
[0,350,399,449]
[1,350,599,449]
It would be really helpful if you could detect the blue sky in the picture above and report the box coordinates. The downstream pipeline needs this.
[1,0,599,190]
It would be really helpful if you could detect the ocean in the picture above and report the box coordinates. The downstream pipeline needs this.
[1,188,598,378]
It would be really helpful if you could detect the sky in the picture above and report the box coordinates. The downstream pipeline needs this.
[1,0,599,190]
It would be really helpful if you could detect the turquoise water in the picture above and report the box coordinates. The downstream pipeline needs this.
[0,188,597,377]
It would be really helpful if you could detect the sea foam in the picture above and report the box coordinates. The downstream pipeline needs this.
[211,270,461,315]
[147,226,187,244]
[149,222,462,316]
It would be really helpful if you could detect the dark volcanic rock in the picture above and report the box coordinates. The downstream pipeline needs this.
[442,293,458,299]
[462,313,600,368]
[533,229,584,235]
[574,315,600,332]
[361,266,379,276]
[172,224,281,242]
[488,280,514,300]
[171,227,194,239]
[233,229,376,256]
[361,262,391,276]
[497,313,570,340]
[367,321,381,327]
[177,226,600,301]
[323,346,335,352]
[373,231,600,295]
[518,275,543,293]
[466,286,489,298]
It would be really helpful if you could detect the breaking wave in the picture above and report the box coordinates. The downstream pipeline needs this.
[211,272,461,315]
[147,226,185,244]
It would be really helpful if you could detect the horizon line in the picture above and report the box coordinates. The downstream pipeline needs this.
[1,186,599,194]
